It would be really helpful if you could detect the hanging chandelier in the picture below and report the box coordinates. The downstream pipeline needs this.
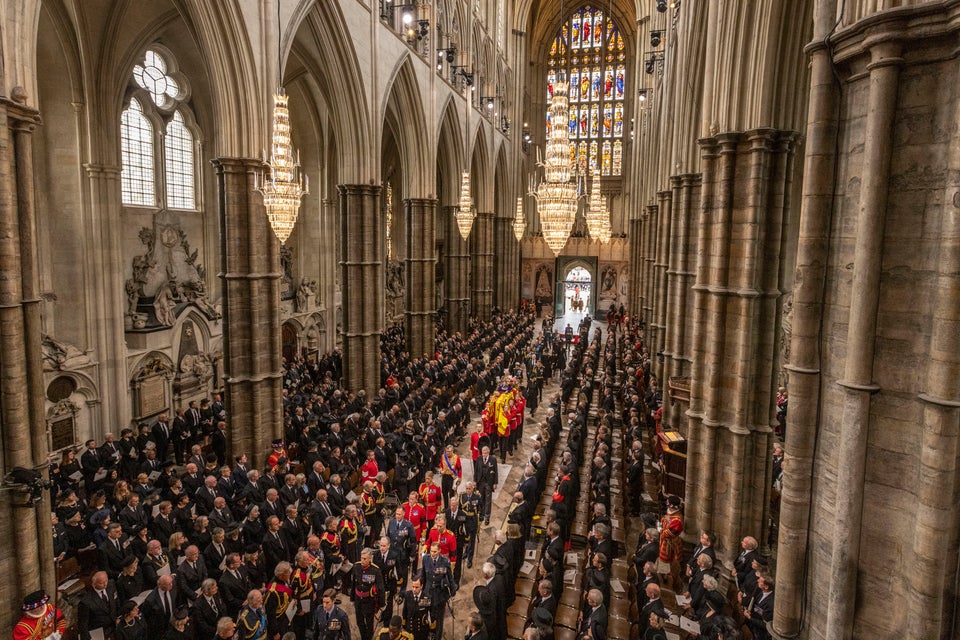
[255,90,308,244]
[455,171,474,240]
[586,166,610,242]
[597,205,612,243]
[533,79,579,255]
[513,196,526,241]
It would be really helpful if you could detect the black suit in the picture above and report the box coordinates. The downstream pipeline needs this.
[476,456,498,521]
[581,605,607,640]
[262,530,289,576]
[77,584,119,640]
[99,537,132,578]
[142,587,184,640]
[176,558,208,600]
[193,593,229,639]
[194,486,219,515]
[211,430,228,466]
[204,541,228,577]
[150,513,177,544]
[486,574,508,640]
[219,566,251,618]
[151,422,172,460]
[81,449,102,488]
[508,500,533,541]
[208,507,234,531]
[532,594,557,620]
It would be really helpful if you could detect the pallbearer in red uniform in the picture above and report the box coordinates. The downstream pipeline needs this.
[14,591,66,640]
[418,472,441,531]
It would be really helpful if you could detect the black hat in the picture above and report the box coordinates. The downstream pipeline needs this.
[245,544,260,555]
[531,607,554,627]
[226,523,241,536]
[120,600,138,616]
[122,555,138,568]
[174,607,189,621]
[272,439,284,448]
[21,590,49,611]
[665,495,682,509]
[62,506,81,520]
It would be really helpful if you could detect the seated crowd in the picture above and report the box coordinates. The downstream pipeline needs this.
[31,307,776,640]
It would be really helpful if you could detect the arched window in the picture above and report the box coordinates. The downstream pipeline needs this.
[165,111,195,210]
[120,98,155,207]
[546,5,626,176]
[121,47,197,209]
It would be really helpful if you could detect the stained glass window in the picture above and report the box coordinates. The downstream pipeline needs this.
[165,111,195,210]
[546,5,626,176]
[121,98,155,207]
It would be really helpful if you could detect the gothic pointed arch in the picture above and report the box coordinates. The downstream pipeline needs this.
[382,55,430,197]
[436,96,465,206]
[469,123,492,212]
[289,1,373,183]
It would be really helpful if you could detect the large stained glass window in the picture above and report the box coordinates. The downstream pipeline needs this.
[546,5,625,176]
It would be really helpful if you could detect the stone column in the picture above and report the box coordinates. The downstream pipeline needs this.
[773,4,840,632]
[664,174,700,429]
[642,204,658,332]
[824,42,902,640]
[662,176,683,426]
[404,198,436,357]
[494,217,519,310]
[443,206,470,335]
[628,216,642,318]
[471,212,494,321]
[0,95,51,626]
[652,189,673,382]
[338,184,383,395]
[685,139,721,537]
[907,129,960,637]
[213,158,284,470]
[685,129,797,559]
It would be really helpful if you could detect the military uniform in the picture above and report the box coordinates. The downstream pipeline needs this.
[374,546,404,622]
[315,604,351,640]
[459,491,481,568]
[376,626,414,640]
[361,491,380,546]
[351,562,385,640]
[263,579,293,639]
[400,590,433,640]
[421,554,455,640]
[237,605,268,640]
[339,516,361,562]
[291,560,318,637]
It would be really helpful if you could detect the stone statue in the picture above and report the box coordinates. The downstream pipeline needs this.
[386,260,405,297]
[154,284,177,326]
[41,334,90,371]
[124,279,140,316]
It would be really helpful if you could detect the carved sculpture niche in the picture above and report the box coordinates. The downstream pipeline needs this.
[125,210,220,330]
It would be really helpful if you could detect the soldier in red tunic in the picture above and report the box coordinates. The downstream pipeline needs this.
[417,472,442,531]
[14,591,66,640]
[423,514,457,571]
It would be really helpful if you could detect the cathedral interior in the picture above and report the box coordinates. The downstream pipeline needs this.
[0,0,958,639]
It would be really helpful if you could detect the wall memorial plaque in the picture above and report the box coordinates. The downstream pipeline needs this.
[139,375,167,417]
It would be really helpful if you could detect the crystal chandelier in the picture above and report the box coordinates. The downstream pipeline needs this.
[533,79,579,255]
[513,196,525,241]
[255,90,309,244]
[597,206,612,243]
[586,166,610,242]
[455,171,474,240]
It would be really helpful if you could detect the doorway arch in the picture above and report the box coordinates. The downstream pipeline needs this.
[554,256,598,317]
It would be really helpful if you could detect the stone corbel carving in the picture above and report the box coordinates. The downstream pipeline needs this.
[41,334,91,371]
